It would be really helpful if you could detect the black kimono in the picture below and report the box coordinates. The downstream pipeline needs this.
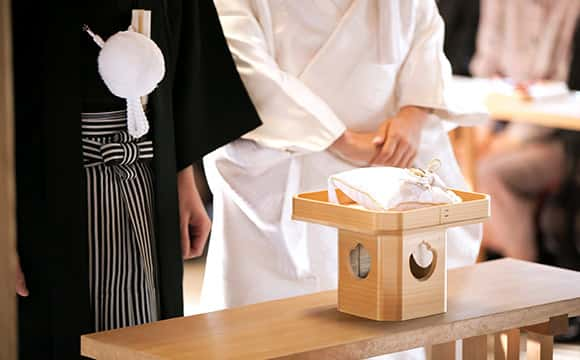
[13,1,261,359]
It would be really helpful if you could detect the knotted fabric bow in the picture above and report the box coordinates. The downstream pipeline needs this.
[82,135,154,167]
[407,159,442,189]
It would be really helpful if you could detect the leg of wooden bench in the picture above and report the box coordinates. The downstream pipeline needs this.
[431,341,456,360]
[463,335,487,360]
[526,332,553,360]
[494,329,520,360]
[523,315,569,336]
[524,314,569,360]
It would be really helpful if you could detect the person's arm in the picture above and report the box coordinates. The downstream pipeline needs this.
[329,130,385,167]
[173,0,262,171]
[16,255,29,297]
[177,165,211,259]
[214,0,347,153]
[370,1,465,168]
[396,0,487,128]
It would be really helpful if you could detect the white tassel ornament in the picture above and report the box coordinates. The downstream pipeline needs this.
[84,25,165,138]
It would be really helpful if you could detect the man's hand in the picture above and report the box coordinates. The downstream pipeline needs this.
[16,255,29,297]
[177,165,212,259]
[329,130,384,166]
[371,106,429,168]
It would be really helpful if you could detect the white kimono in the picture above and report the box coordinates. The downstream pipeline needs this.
[202,1,484,356]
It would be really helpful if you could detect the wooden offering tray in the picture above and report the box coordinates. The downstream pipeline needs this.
[292,189,490,321]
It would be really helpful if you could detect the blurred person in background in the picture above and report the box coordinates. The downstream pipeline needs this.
[472,0,579,261]
[536,21,580,341]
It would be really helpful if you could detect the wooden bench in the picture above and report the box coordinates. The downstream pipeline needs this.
[81,259,580,359]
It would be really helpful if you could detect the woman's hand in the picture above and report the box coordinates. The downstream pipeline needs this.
[16,254,29,297]
[329,130,384,166]
[177,165,212,259]
[370,106,430,168]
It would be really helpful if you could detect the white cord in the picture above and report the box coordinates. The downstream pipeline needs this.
[82,25,105,48]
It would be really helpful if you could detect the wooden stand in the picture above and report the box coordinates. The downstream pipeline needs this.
[338,228,447,321]
[293,189,490,321]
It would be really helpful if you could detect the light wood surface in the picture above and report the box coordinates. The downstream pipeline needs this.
[131,9,151,106]
[296,189,486,321]
[338,230,398,321]
[448,77,580,193]
[337,229,446,321]
[523,315,569,336]
[486,93,580,131]
[494,329,520,360]
[400,230,446,321]
[524,315,569,360]
[462,335,487,360]
[0,0,18,359]
[82,259,580,359]
[448,127,477,190]
[430,341,455,360]
[527,332,553,360]
[292,189,490,235]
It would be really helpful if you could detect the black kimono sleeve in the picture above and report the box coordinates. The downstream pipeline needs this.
[172,0,261,170]
[13,3,91,359]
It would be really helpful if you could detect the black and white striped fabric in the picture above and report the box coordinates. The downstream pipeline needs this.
[82,110,159,331]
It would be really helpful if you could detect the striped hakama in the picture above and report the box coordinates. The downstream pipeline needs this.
[82,110,159,331]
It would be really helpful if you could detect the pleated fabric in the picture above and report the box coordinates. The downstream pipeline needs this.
[82,110,159,331]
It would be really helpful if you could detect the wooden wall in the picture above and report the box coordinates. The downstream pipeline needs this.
[0,0,18,358]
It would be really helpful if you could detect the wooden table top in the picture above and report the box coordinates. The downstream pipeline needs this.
[486,93,580,131]
[450,76,580,131]
[81,259,580,359]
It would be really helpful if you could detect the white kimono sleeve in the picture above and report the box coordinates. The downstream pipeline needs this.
[396,1,488,127]
[214,0,346,153]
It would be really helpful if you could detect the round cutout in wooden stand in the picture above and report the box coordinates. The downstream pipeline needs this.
[409,244,437,281]
[350,243,371,279]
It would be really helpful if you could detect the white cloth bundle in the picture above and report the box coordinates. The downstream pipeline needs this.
[328,160,461,212]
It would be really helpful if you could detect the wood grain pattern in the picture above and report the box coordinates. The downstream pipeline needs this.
[82,259,580,359]
[338,230,403,321]
[337,226,446,321]
[400,230,446,320]
[494,329,520,360]
[462,335,487,360]
[524,316,568,360]
[527,332,553,360]
[296,188,483,321]
[430,341,455,360]
[0,0,18,358]
[292,189,490,235]
[523,315,569,336]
